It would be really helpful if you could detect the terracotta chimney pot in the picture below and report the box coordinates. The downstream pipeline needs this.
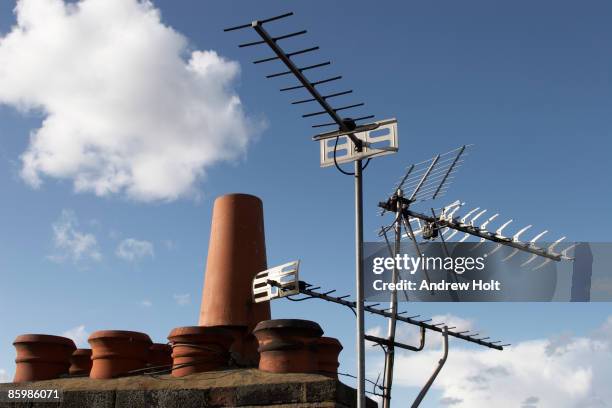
[167,326,234,377]
[147,343,172,368]
[316,337,343,378]
[69,348,93,376]
[88,330,152,379]
[253,319,323,374]
[13,334,76,382]
[199,193,270,364]
[211,325,260,367]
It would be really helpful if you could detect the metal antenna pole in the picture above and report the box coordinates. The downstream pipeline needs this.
[243,25,367,404]
[382,189,402,408]
[411,326,449,408]
[355,157,366,408]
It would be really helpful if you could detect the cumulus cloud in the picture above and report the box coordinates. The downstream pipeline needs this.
[0,0,261,201]
[163,239,178,250]
[440,397,463,406]
[173,293,190,306]
[49,209,101,262]
[370,315,612,407]
[521,396,540,408]
[0,368,8,383]
[116,238,154,261]
[140,299,153,307]
[62,324,89,348]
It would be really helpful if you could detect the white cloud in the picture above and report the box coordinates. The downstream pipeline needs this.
[49,209,101,262]
[366,325,384,338]
[440,396,463,406]
[370,315,612,407]
[163,239,177,250]
[173,293,190,306]
[116,238,154,261]
[0,0,262,201]
[0,368,8,383]
[62,324,89,348]
[140,299,153,307]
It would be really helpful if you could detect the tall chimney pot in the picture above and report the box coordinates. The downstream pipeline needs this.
[199,193,270,363]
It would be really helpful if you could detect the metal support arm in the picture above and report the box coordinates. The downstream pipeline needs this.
[365,326,426,352]
[411,327,449,408]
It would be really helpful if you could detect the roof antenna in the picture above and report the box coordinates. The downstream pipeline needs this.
[225,12,398,407]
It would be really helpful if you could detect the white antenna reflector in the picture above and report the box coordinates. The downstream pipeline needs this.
[252,260,300,303]
[317,118,398,167]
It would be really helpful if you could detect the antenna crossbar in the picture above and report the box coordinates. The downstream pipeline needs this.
[247,21,363,146]
[396,206,563,261]
[265,280,506,350]
[223,12,294,32]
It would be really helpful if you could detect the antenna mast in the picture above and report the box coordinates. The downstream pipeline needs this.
[224,12,573,408]
[225,13,397,407]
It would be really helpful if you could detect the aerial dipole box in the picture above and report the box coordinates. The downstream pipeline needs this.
[316,118,399,167]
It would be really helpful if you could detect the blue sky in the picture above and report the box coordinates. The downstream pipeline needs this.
[0,1,611,406]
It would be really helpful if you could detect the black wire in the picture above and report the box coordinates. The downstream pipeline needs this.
[331,131,373,175]
[346,304,357,316]
[131,363,386,398]
[121,342,239,378]
[374,372,382,397]
[362,157,372,170]
[333,135,355,175]
[337,371,386,394]
[286,295,315,302]
[378,222,396,237]
[146,367,239,381]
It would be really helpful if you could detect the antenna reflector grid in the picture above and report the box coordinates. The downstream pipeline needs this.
[252,260,300,303]
[393,145,470,203]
